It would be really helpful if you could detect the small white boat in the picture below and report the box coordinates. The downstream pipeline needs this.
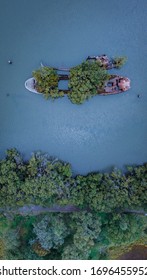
[25,78,42,94]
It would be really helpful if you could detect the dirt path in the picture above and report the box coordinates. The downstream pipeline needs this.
[0,204,83,217]
[18,205,82,215]
[0,205,146,217]
[119,245,147,260]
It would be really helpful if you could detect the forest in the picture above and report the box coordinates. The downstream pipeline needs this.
[0,148,146,259]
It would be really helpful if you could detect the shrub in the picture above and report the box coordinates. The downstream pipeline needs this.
[112,56,127,69]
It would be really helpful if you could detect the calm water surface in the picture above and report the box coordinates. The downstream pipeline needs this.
[0,0,147,174]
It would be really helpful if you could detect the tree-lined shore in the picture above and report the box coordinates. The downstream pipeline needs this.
[0,149,146,260]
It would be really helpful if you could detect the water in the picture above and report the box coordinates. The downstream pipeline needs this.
[0,0,147,174]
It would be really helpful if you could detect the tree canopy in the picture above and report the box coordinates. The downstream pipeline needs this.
[68,61,110,104]
[0,212,146,260]
[0,149,146,213]
[33,66,64,99]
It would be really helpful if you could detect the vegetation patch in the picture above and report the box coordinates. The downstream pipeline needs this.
[0,212,146,260]
[0,148,146,212]
[33,66,64,99]
[68,61,110,104]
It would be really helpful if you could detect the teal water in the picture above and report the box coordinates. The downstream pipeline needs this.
[0,0,147,174]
